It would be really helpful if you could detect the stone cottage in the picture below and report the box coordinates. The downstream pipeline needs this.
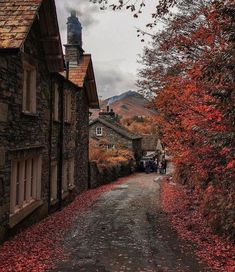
[0,0,99,242]
[89,109,142,163]
[141,135,164,153]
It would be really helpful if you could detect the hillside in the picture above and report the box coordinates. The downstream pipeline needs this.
[91,91,157,120]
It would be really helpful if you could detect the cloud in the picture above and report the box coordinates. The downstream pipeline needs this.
[55,1,139,98]
[94,64,137,99]
[55,0,100,31]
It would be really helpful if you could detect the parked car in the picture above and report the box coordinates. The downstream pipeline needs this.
[139,152,158,173]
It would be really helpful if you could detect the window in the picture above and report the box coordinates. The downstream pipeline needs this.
[53,84,59,121]
[10,156,42,214]
[62,157,75,193]
[107,144,115,149]
[96,127,103,136]
[64,91,71,122]
[22,62,36,113]
[50,162,57,201]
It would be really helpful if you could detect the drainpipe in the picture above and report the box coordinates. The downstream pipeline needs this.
[66,61,69,80]
[58,79,64,211]
[48,75,53,212]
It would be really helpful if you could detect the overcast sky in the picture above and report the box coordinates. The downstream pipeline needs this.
[55,0,156,99]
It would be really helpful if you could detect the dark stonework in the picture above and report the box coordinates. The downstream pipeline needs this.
[76,87,89,192]
[141,135,159,152]
[0,17,91,242]
[89,161,135,189]
[65,45,83,65]
[50,77,90,195]
[89,120,142,163]
[65,11,84,64]
[0,19,51,241]
[90,121,131,149]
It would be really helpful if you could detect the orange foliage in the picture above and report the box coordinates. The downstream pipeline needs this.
[121,116,158,135]
[162,180,235,271]
[89,141,134,168]
[138,0,235,240]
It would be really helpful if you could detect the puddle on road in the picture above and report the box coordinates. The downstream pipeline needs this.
[113,185,129,190]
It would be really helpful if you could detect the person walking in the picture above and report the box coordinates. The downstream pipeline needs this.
[161,159,167,174]
[145,160,151,174]
[154,158,159,173]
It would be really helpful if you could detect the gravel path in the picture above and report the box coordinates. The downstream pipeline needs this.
[50,173,211,272]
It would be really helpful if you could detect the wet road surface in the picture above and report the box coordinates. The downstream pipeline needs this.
[50,173,211,272]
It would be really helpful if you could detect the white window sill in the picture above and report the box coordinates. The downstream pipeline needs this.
[9,200,43,228]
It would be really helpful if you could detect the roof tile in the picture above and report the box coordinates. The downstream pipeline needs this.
[69,54,91,87]
[0,0,42,49]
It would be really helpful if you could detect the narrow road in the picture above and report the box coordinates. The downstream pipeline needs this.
[51,173,211,272]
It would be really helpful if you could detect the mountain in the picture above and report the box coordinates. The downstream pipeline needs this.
[105,90,140,105]
[91,91,157,120]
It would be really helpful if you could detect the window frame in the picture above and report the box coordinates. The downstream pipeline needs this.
[62,157,75,194]
[10,155,42,215]
[96,127,103,136]
[107,144,115,149]
[68,157,75,188]
[50,161,58,201]
[64,91,72,123]
[22,61,37,114]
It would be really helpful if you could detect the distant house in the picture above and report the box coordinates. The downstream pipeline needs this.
[141,135,164,152]
[0,0,98,242]
[89,109,142,163]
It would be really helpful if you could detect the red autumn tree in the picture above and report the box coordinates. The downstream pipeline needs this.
[94,0,235,240]
[138,0,235,240]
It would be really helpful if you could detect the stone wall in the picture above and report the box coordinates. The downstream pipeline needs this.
[50,77,80,206]
[89,121,142,164]
[141,135,158,152]
[89,160,135,189]
[0,18,90,242]
[51,79,90,195]
[0,19,51,241]
[89,121,133,150]
[76,87,90,192]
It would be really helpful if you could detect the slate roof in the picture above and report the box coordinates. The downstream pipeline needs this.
[89,117,142,140]
[0,0,42,49]
[0,0,64,72]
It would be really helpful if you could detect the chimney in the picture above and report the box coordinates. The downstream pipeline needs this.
[99,107,115,119]
[64,10,84,65]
